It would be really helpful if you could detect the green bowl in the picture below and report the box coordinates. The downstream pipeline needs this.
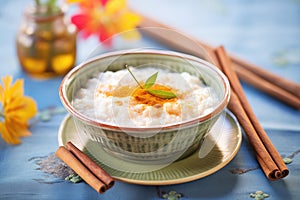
[59,49,230,164]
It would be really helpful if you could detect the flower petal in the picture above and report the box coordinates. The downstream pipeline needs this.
[71,14,90,30]
[5,96,37,122]
[115,12,141,40]
[66,0,84,3]
[79,0,101,10]
[118,12,142,30]
[9,79,24,102]
[0,122,21,145]
[98,26,111,42]
[6,119,31,138]
[100,0,109,6]
[0,76,24,107]
[0,85,4,103]
[1,76,12,90]
[1,76,12,104]
[106,0,126,15]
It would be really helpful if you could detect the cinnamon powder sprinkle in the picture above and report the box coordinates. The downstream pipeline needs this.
[131,84,177,106]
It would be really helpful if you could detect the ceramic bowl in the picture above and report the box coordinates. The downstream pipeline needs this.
[59,49,230,164]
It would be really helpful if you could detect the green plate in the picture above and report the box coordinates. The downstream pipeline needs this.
[58,110,242,185]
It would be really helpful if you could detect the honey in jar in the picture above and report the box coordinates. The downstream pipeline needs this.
[16,5,77,78]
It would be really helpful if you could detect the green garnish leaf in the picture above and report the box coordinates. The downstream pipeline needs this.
[125,64,177,99]
[147,89,177,99]
[144,72,158,89]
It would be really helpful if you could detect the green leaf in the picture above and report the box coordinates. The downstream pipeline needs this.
[147,89,177,99]
[144,72,158,89]
[283,157,293,164]
[65,174,83,183]
[125,64,176,99]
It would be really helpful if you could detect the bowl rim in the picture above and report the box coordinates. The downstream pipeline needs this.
[59,49,230,132]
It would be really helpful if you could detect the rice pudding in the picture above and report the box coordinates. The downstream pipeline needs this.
[72,67,219,127]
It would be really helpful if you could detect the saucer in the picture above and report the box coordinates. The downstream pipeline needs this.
[58,110,242,185]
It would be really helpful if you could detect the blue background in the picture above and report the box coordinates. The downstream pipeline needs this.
[0,0,300,199]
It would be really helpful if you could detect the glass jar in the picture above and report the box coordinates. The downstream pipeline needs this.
[16,5,77,78]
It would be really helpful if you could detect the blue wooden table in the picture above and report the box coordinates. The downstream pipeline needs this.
[1,0,300,199]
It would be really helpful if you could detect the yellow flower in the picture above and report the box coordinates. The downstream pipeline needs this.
[0,76,37,145]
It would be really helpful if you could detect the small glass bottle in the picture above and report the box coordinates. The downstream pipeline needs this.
[16,4,77,78]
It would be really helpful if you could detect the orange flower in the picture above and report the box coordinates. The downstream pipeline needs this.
[0,76,37,145]
[70,0,141,44]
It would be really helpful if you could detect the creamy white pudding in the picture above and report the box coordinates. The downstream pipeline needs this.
[72,67,219,127]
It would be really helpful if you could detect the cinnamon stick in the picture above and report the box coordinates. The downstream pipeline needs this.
[214,46,289,180]
[231,54,300,99]
[55,146,107,193]
[136,13,300,108]
[234,64,300,109]
[227,92,281,179]
[66,141,115,189]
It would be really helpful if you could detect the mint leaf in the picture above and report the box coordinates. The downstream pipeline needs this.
[144,72,158,89]
[125,64,177,99]
[147,89,177,99]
